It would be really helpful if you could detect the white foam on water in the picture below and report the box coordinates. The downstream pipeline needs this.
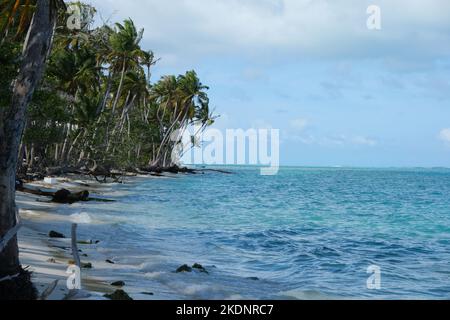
[139,260,172,272]
[144,271,165,279]
[21,210,39,216]
[277,289,334,300]
[70,212,93,224]
[182,284,211,295]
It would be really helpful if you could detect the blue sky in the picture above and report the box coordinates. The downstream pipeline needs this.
[89,0,450,167]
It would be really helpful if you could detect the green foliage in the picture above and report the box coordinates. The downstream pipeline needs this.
[1,2,216,171]
[23,86,69,145]
[0,39,19,107]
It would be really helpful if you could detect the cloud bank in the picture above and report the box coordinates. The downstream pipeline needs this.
[91,0,450,62]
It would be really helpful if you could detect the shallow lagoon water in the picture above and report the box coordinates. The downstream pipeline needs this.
[42,167,450,299]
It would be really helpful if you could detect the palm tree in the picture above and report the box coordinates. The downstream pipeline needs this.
[0,0,36,42]
[0,0,64,299]
[47,44,101,163]
[107,19,145,116]
[150,71,212,167]
[66,92,102,163]
[119,69,147,133]
[103,19,146,151]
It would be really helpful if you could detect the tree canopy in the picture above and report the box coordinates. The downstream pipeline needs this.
[1,2,216,175]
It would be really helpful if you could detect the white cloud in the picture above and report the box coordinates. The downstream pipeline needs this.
[321,135,377,147]
[287,132,377,147]
[439,128,450,143]
[352,136,378,147]
[289,118,308,131]
[90,0,450,64]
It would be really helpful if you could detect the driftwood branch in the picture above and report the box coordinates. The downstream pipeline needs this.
[39,280,59,300]
[71,223,81,268]
[0,223,21,254]
[63,223,82,300]
[64,223,92,300]
[0,273,20,283]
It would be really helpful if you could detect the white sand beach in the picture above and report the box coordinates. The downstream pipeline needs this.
[16,177,145,300]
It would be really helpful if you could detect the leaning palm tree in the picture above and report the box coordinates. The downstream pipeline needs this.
[103,19,146,152]
[0,0,65,299]
[150,71,212,167]
[107,19,145,116]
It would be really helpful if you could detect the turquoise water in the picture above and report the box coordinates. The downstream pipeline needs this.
[75,167,450,299]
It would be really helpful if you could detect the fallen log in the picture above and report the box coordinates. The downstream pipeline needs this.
[140,165,197,175]
[88,166,124,183]
[16,185,54,197]
[45,166,83,176]
[17,185,90,204]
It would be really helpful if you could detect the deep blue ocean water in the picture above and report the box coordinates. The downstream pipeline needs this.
[62,167,450,299]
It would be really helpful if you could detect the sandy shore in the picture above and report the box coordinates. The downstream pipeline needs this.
[16,173,284,301]
[16,176,144,300]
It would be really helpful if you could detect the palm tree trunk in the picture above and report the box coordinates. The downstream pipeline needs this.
[17,143,25,171]
[111,60,126,116]
[28,144,34,170]
[153,106,188,166]
[105,60,126,153]
[0,0,57,295]
[66,129,84,162]
[96,72,112,117]
[54,143,59,162]
[60,123,71,164]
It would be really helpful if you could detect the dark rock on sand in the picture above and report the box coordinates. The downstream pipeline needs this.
[104,289,133,301]
[68,261,92,268]
[111,281,125,287]
[52,189,71,202]
[176,264,192,273]
[49,230,65,238]
[52,189,89,204]
[15,179,23,191]
[166,165,180,174]
[192,263,208,274]
[77,240,100,245]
